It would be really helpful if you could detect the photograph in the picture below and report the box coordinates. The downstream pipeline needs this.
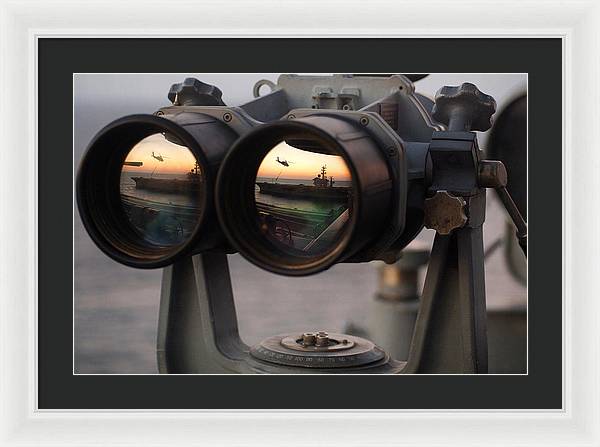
[74,73,527,375]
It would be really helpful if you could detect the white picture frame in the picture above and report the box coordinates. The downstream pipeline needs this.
[0,0,598,445]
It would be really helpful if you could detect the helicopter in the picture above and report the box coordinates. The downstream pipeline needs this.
[276,156,294,167]
[151,151,169,162]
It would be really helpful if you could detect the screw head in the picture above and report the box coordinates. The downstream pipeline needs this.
[359,116,369,126]
[223,112,232,122]
[287,114,296,120]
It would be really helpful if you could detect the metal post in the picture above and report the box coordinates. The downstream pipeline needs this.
[404,227,488,373]
[156,253,247,374]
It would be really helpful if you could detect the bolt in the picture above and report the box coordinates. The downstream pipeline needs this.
[315,334,329,347]
[288,114,296,120]
[223,112,232,122]
[302,332,316,346]
[342,104,352,111]
[155,110,165,116]
[387,146,396,157]
[359,116,369,126]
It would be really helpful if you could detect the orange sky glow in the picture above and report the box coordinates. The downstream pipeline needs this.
[122,134,197,175]
[256,141,351,181]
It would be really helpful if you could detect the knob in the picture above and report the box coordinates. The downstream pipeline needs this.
[478,159,507,188]
[168,78,225,106]
[423,191,468,235]
[431,82,496,132]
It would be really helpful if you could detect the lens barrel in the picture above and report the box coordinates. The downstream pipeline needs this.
[216,115,395,276]
[76,113,238,268]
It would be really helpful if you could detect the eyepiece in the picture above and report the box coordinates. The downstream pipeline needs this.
[216,116,395,276]
[77,113,237,268]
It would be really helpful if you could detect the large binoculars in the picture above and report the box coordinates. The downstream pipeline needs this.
[77,74,498,275]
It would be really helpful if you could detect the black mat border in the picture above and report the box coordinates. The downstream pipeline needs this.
[39,38,562,409]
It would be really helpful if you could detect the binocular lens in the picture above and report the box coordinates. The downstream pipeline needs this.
[119,133,204,247]
[254,141,353,257]
[217,117,393,276]
[76,114,228,268]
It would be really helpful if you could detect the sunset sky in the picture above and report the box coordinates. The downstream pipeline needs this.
[256,141,351,181]
[122,133,197,174]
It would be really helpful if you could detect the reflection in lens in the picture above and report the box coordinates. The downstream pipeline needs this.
[254,140,353,257]
[119,133,203,246]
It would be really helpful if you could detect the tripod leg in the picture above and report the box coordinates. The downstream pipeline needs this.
[404,227,488,373]
[156,253,247,374]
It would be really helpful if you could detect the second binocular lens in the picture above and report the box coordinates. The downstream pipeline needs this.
[217,116,395,275]
[254,137,353,258]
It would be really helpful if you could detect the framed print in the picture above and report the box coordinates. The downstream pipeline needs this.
[1,1,599,446]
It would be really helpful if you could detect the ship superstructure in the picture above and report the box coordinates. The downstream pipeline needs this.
[131,161,202,194]
[256,165,350,200]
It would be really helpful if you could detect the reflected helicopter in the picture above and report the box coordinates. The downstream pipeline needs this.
[275,156,294,167]
[151,151,170,162]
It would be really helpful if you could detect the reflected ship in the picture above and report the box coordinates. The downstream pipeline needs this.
[121,161,202,245]
[256,165,350,200]
[131,161,202,194]
[255,166,351,251]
